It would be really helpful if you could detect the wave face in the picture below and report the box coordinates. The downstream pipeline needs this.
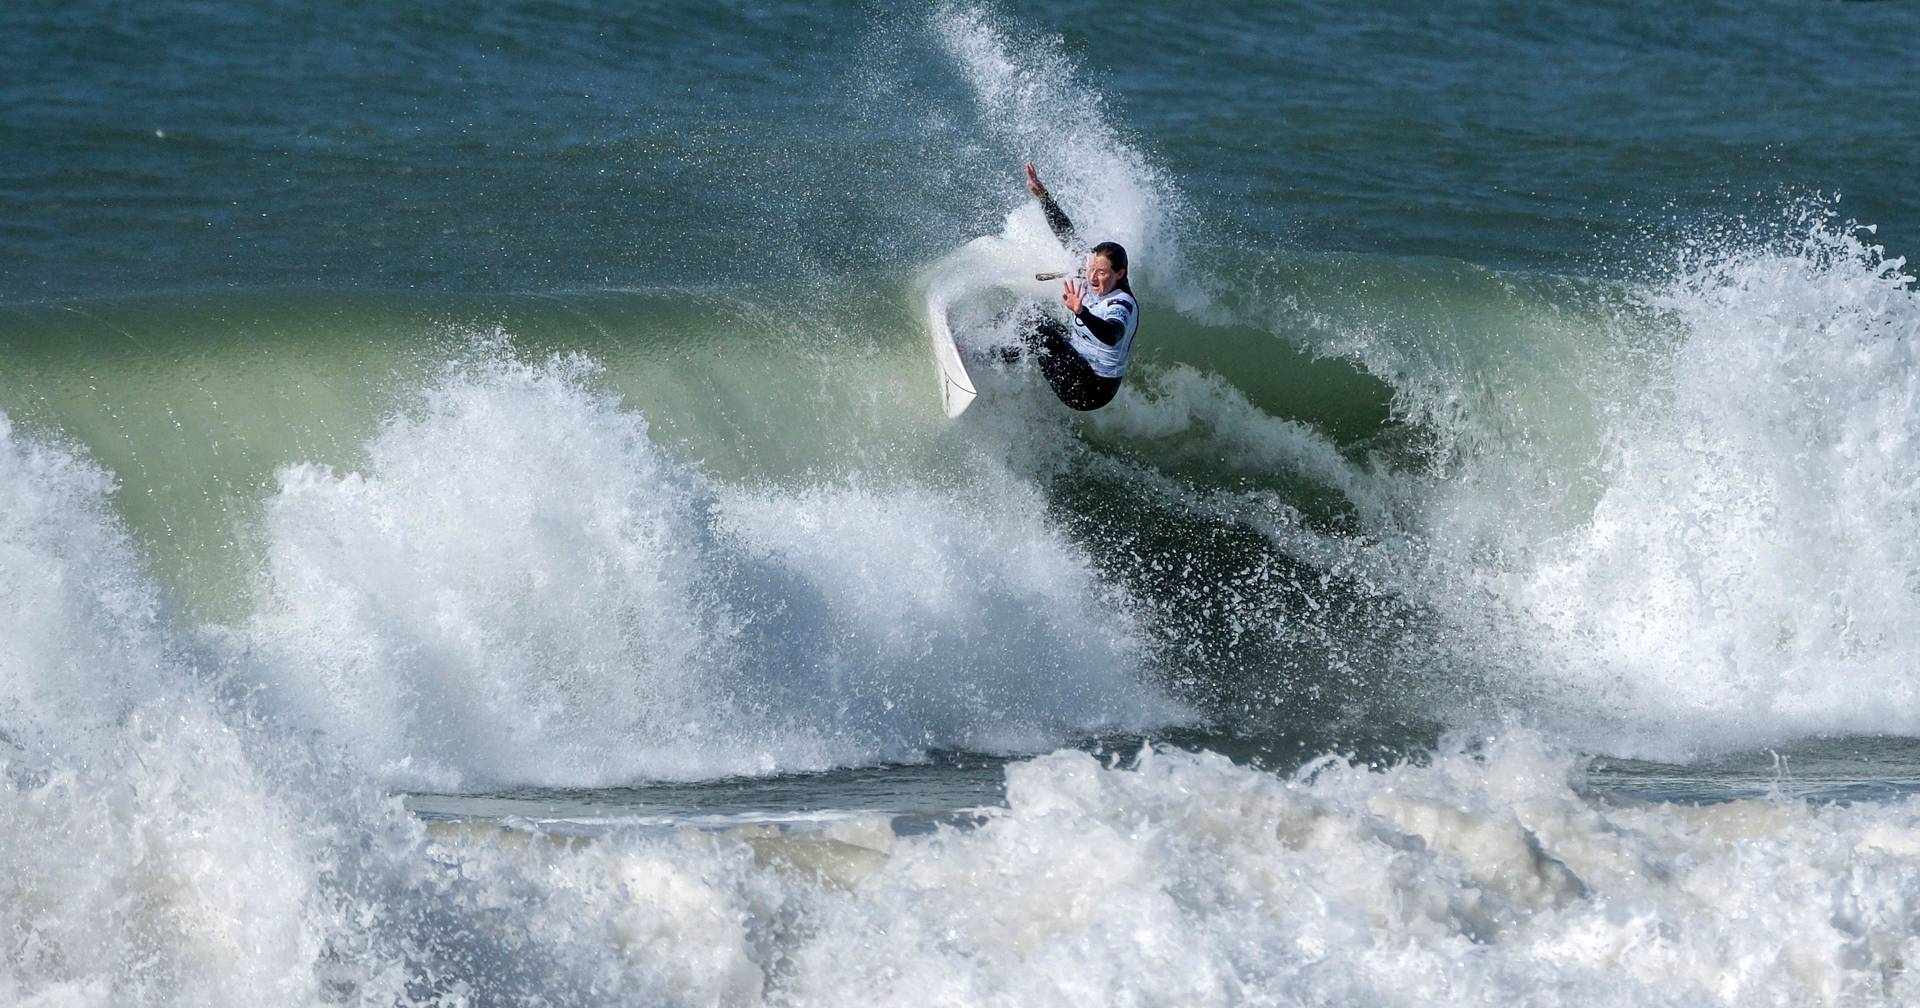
[5,214,1913,781]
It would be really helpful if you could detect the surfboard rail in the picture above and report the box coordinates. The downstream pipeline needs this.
[927,302,978,418]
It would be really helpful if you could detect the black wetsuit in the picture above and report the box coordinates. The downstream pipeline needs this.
[1022,314,1123,411]
[1019,191,1134,412]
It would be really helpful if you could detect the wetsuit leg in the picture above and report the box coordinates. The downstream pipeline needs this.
[1027,316,1122,411]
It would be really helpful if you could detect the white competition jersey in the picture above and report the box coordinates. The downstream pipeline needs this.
[1065,288,1140,378]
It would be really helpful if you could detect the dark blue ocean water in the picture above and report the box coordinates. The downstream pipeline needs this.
[5,0,1915,300]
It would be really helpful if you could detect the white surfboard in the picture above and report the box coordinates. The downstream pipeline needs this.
[922,221,1073,418]
[927,297,978,418]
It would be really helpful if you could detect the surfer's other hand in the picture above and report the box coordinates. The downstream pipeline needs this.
[1024,161,1047,198]
[1062,279,1084,314]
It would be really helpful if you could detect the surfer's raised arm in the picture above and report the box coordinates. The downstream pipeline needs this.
[1024,161,1079,250]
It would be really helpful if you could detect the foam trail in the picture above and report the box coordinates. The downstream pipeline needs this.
[931,5,1202,313]
[231,351,1186,789]
[1090,363,1405,526]
[917,6,1205,406]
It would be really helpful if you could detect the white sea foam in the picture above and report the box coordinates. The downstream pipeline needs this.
[0,414,170,765]
[0,415,646,1005]
[7,411,1919,1005]
[229,352,1183,789]
[428,735,1920,1008]
[1415,221,1920,754]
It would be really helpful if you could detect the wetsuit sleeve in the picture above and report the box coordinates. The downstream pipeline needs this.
[1037,191,1078,249]
[1074,299,1131,346]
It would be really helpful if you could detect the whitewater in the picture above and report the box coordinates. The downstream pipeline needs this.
[5,2,1920,1005]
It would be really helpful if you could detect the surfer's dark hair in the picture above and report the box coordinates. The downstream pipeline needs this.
[1091,241,1132,292]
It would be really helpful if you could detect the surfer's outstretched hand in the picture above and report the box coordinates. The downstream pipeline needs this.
[1024,161,1048,198]
[1062,278,1085,315]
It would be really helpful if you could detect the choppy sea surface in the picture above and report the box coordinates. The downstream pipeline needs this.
[4,2,1920,1004]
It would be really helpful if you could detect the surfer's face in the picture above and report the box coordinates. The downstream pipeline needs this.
[1086,253,1123,296]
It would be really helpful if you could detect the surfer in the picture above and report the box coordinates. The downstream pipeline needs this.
[1007,161,1141,411]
